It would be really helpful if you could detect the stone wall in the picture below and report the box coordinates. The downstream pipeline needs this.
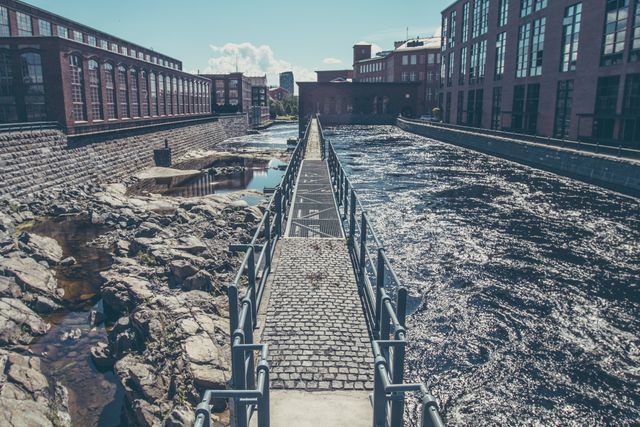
[0,115,248,199]
[397,118,640,197]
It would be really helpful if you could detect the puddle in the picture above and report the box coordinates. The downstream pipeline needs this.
[131,158,287,201]
[28,217,127,427]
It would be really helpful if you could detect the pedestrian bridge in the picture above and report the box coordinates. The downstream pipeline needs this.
[194,118,443,427]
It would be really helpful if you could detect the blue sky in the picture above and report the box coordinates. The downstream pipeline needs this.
[27,0,448,87]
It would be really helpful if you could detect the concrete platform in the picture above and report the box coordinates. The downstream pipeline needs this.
[267,390,372,427]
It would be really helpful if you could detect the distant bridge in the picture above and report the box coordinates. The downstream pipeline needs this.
[194,117,443,427]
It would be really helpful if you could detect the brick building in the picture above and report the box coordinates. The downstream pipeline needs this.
[297,80,420,134]
[352,38,441,116]
[0,0,212,134]
[268,87,289,101]
[204,73,269,126]
[439,0,640,147]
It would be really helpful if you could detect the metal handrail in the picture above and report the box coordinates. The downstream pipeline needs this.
[320,118,444,427]
[194,118,311,427]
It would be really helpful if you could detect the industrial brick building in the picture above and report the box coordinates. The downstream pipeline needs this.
[439,0,640,147]
[316,69,353,83]
[204,73,270,126]
[352,38,441,116]
[0,0,212,134]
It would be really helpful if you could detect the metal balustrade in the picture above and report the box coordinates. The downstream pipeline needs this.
[322,119,444,427]
[194,119,311,427]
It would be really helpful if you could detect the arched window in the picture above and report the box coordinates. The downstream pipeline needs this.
[88,60,102,120]
[130,68,139,117]
[0,49,17,122]
[103,63,117,119]
[140,70,149,117]
[158,74,165,115]
[177,78,182,114]
[172,77,177,115]
[20,52,46,120]
[69,55,86,122]
[149,72,157,116]
[117,66,129,118]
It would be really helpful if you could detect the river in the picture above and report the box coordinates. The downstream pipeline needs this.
[327,125,640,426]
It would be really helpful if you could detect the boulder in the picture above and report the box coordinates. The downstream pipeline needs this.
[20,233,64,264]
[101,273,154,314]
[0,298,49,345]
[0,255,61,299]
[0,276,22,299]
[169,260,199,283]
[90,342,114,370]
[165,406,195,427]
[182,270,215,292]
[32,295,61,314]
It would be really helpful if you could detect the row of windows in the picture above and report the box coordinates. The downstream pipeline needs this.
[0,51,46,122]
[359,61,384,74]
[361,76,384,83]
[440,73,640,145]
[0,6,179,70]
[66,55,210,123]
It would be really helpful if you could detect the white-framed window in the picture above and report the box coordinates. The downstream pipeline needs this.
[87,35,97,46]
[410,54,417,65]
[16,12,33,36]
[38,19,52,36]
[0,6,10,37]
[57,25,68,38]
[100,39,108,49]
[73,30,83,43]
[130,48,136,57]
[121,46,128,56]
[138,52,144,60]
[402,55,409,65]
[111,43,118,53]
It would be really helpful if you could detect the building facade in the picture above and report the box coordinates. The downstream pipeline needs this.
[315,69,353,83]
[268,87,289,100]
[205,73,269,125]
[279,71,294,96]
[440,0,640,147]
[0,0,211,134]
[352,38,441,116]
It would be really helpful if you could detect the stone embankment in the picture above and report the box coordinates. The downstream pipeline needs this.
[0,126,287,426]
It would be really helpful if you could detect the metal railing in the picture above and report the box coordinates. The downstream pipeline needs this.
[194,118,311,427]
[322,119,444,427]
[399,117,640,160]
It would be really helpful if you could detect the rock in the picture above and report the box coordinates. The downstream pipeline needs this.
[175,236,208,255]
[59,256,76,266]
[60,328,81,341]
[230,199,249,208]
[135,222,164,238]
[0,276,22,299]
[0,298,49,345]
[166,406,195,427]
[19,233,64,264]
[182,270,215,292]
[7,362,49,395]
[32,295,61,314]
[0,254,61,299]
[0,212,15,234]
[116,240,131,256]
[101,273,154,314]
[90,210,107,225]
[169,260,199,283]
[115,355,168,403]
[88,300,105,326]
[90,342,114,370]
[184,333,229,391]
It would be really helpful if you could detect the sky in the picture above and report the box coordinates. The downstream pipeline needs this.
[26,0,449,90]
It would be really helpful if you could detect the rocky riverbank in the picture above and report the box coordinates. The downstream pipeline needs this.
[0,135,290,426]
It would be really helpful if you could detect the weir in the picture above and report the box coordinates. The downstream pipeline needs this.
[195,118,443,427]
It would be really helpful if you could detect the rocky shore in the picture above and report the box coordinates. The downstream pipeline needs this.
[0,140,289,426]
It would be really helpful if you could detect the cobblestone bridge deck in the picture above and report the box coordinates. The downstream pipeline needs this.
[259,119,373,426]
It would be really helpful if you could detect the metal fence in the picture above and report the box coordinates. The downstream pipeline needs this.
[194,119,311,427]
[322,120,444,427]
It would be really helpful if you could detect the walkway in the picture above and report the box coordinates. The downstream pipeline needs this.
[259,119,373,426]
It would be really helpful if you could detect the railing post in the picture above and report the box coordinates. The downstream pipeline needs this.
[258,362,271,427]
[274,187,282,236]
[359,213,367,279]
[348,190,356,248]
[343,178,348,219]
[244,309,256,391]
[232,336,247,427]
[247,249,257,329]
[228,285,239,339]
[264,211,272,268]
[397,287,407,328]
[375,249,385,339]
[373,355,387,427]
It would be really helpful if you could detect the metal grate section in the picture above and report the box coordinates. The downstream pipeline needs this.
[286,160,344,238]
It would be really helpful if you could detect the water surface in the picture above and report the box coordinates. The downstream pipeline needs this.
[328,125,640,426]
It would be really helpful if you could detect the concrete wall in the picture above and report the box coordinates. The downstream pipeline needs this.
[0,115,248,198]
[397,118,640,197]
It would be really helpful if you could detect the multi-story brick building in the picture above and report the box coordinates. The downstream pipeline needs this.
[279,71,294,96]
[268,87,290,100]
[440,0,640,147]
[316,69,353,83]
[352,38,441,116]
[205,73,269,125]
[0,0,212,134]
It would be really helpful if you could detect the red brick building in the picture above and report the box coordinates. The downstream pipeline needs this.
[203,73,269,126]
[0,0,212,134]
[268,87,290,100]
[440,0,640,147]
[352,38,441,116]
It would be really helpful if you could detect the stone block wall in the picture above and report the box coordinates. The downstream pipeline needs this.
[0,115,248,199]
[398,118,640,197]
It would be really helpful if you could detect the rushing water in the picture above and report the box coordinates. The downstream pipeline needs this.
[327,125,640,426]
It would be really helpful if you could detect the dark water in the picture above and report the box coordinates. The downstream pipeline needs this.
[29,217,125,427]
[328,125,640,426]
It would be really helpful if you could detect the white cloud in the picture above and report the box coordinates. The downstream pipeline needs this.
[204,42,316,93]
[322,57,342,65]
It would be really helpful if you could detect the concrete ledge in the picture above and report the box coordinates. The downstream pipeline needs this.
[398,118,640,198]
